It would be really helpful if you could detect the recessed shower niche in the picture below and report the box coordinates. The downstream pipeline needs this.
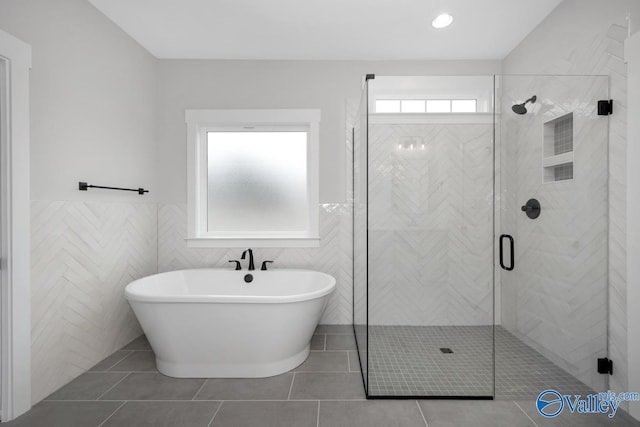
[543,112,574,182]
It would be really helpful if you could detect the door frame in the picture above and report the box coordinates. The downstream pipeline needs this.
[0,29,31,421]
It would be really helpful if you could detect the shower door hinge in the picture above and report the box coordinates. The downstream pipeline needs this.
[597,357,613,375]
[597,100,613,115]
[365,74,375,81]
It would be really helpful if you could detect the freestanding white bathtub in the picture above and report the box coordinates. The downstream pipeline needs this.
[125,269,335,378]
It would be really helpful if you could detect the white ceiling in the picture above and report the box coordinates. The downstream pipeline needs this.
[88,0,562,60]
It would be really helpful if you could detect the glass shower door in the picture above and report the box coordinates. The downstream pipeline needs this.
[496,75,609,399]
[357,75,496,398]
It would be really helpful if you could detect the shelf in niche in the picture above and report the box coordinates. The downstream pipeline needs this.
[542,152,573,168]
[544,163,573,183]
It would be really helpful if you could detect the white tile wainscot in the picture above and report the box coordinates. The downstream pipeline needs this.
[31,201,158,403]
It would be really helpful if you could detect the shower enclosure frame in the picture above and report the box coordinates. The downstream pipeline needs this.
[353,73,610,401]
[353,73,496,400]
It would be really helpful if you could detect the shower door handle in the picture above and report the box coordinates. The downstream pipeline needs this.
[499,234,514,271]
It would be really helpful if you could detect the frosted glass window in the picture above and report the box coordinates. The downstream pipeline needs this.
[207,131,308,232]
[401,100,426,113]
[451,99,477,113]
[426,99,451,113]
[185,108,320,247]
[376,100,401,113]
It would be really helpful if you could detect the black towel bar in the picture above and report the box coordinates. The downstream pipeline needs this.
[78,181,149,195]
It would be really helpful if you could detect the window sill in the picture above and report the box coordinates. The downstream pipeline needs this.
[185,237,320,248]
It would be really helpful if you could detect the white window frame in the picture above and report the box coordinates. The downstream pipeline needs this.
[185,109,320,248]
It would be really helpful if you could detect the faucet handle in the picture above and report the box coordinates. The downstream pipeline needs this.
[261,260,274,271]
[228,260,242,270]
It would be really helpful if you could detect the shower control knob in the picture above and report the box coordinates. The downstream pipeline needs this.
[521,198,541,219]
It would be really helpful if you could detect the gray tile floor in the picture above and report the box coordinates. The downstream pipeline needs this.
[3,325,638,426]
[367,325,493,396]
[365,325,595,399]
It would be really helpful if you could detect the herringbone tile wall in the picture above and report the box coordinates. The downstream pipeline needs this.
[499,21,629,397]
[366,124,494,326]
[30,199,352,405]
[352,93,367,334]
[31,201,158,403]
[499,75,609,392]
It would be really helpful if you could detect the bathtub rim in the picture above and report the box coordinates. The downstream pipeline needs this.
[125,268,336,304]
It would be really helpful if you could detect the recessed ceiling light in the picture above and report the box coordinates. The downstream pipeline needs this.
[432,13,453,29]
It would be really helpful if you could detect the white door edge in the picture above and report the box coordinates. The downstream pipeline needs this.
[0,28,32,422]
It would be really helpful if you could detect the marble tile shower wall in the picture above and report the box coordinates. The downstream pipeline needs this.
[499,75,609,392]
[502,20,629,402]
[31,201,158,404]
[367,123,494,326]
[157,203,353,325]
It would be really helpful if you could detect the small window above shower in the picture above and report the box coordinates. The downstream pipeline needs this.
[543,113,574,183]
[368,76,494,125]
[374,98,477,114]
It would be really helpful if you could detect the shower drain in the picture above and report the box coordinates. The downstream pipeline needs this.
[439,348,454,354]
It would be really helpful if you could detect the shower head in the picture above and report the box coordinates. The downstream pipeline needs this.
[511,104,528,115]
[512,95,537,115]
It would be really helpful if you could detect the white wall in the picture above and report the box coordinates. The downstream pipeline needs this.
[503,0,640,414]
[503,0,639,73]
[0,0,157,203]
[0,0,159,404]
[156,60,500,204]
[625,31,640,421]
